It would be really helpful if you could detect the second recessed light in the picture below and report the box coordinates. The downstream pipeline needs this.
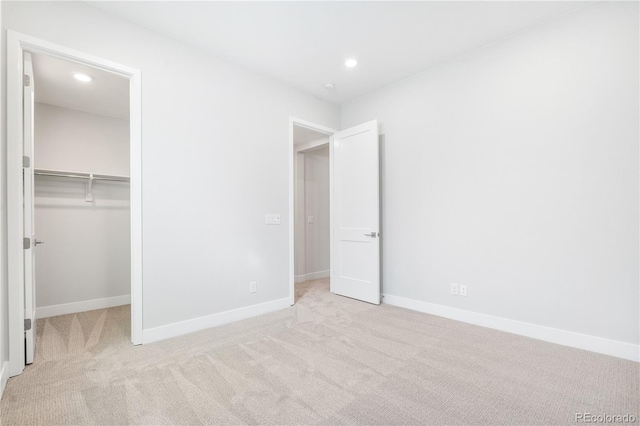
[345,59,358,68]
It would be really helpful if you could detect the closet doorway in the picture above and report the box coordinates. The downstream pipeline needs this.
[31,51,131,360]
[7,31,142,377]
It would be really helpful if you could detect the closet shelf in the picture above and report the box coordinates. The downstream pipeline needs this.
[34,168,129,202]
[34,168,130,183]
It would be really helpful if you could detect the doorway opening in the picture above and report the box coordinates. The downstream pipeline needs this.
[7,31,142,378]
[294,126,331,301]
[289,119,336,304]
[28,51,131,361]
[289,118,382,307]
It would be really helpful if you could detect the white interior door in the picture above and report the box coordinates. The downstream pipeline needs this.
[331,120,380,304]
[23,52,37,364]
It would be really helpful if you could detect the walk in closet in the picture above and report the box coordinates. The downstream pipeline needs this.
[31,53,131,322]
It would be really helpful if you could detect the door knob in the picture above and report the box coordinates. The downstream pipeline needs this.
[34,240,44,246]
[364,232,378,238]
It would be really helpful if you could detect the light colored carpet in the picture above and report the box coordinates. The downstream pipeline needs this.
[1,278,637,425]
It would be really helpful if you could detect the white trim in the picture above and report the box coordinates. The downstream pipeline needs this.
[289,118,295,306]
[0,361,9,400]
[36,295,131,319]
[295,270,330,283]
[291,118,337,136]
[7,31,144,378]
[7,30,26,378]
[129,63,143,347]
[142,297,291,344]
[383,293,640,362]
[0,13,4,394]
[329,134,334,293]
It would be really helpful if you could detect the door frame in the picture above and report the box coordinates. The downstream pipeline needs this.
[6,30,143,377]
[288,117,337,305]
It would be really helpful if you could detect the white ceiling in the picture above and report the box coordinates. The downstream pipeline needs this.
[90,1,588,104]
[32,52,130,120]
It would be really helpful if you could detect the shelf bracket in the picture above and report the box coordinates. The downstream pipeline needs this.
[85,174,94,202]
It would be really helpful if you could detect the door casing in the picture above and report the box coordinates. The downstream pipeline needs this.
[5,30,143,377]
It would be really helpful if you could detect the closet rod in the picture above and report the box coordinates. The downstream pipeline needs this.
[34,168,130,183]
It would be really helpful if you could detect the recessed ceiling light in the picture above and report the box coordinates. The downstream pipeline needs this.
[73,73,94,82]
[324,83,335,90]
[345,58,358,68]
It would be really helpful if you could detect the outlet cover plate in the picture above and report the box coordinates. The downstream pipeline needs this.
[460,285,467,296]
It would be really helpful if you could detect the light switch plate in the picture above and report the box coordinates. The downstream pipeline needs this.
[307,216,314,224]
[265,214,281,225]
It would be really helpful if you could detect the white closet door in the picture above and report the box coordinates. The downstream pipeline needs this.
[23,52,37,364]
[331,120,380,304]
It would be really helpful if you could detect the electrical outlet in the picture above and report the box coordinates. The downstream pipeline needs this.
[249,281,257,293]
[451,283,459,296]
[460,285,467,297]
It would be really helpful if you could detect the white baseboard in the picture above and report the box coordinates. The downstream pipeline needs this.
[36,295,131,319]
[382,294,639,362]
[1,361,9,399]
[142,297,291,344]
[295,270,330,283]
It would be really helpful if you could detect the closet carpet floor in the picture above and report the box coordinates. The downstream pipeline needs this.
[1,278,638,425]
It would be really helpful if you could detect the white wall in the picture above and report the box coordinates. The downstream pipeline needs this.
[34,103,130,314]
[342,1,639,347]
[34,103,130,176]
[304,146,330,277]
[1,1,340,338]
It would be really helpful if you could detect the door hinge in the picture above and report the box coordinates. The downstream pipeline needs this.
[23,156,30,168]
[23,237,31,249]
[24,319,32,331]
[23,75,30,87]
